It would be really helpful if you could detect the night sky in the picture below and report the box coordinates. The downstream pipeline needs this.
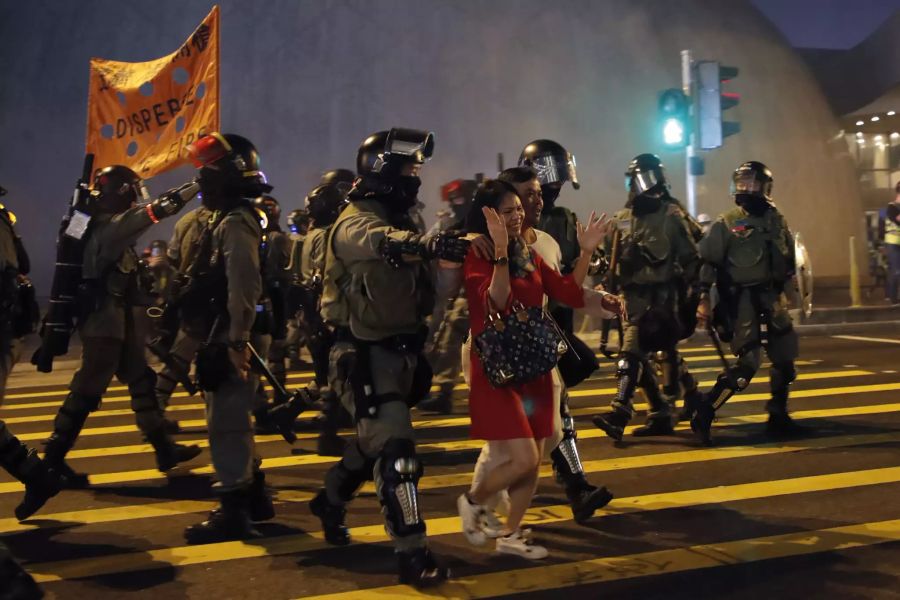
[752,0,900,49]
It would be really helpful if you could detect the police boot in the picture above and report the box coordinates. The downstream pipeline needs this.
[678,387,701,422]
[42,397,93,489]
[632,412,675,437]
[691,400,716,447]
[765,394,808,438]
[397,546,449,587]
[184,488,262,544]
[0,424,63,521]
[145,428,201,472]
[248,470,275,522]
[591,407,631,442]
[0,554,43,600]
[309,489,350,545]
[552,443,615,524]
[416,390,453,415]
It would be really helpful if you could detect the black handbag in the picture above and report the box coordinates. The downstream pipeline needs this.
[556,329,599,388]
[474,300,568,388]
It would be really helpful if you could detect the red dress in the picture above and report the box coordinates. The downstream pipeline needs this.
[464,249,585,440]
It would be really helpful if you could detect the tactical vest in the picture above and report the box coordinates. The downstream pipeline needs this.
[615,204,683,286]
[538,206,579,273]
[321,200,433,341]
[721,206,791,286]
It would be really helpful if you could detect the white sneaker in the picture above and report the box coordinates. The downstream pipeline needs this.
[480,509,505,539]
[496,529,548,559]
[457,493,487,546]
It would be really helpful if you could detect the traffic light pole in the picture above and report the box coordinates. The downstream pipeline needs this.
[681,49,697,216]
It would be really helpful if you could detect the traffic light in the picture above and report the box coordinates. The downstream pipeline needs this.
[658,88,689,149]
[696,61,741,150]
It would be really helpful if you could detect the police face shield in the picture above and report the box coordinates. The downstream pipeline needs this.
[625,169,664,196]
[384,128,435,165]
[731,172,773,201]
[529,153,580,190]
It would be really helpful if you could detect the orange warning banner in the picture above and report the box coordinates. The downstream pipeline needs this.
[85,5,219,178]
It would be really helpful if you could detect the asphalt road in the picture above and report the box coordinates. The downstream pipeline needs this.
[1,333,899,599]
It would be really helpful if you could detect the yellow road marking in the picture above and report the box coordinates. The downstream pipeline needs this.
[3,401,900,497]
[6,431,898,535]
[3,382,899,464]
[1,356,821,406]
[26,467,900,583]
[0,368,874,417]
[304,517,900,599]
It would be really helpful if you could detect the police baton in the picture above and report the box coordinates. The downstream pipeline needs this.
[246,341,314,444]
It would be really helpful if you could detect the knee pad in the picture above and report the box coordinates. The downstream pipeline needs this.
[379,438,425,539]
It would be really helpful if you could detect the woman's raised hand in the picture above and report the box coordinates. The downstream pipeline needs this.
[577,211,611,252]
[482,207,508,251]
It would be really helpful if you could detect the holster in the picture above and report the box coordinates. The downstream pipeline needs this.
[196,342,232,392]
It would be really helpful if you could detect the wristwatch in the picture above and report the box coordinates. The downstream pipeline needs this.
[491,255,509,266]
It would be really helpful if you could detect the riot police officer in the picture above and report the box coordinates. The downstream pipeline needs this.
[42,166,202,487]
[294,181,348,455]
[517,141,612,514]
[0,192,62,522]
[256,195,292,392]
[692,161,804,445]
[592,154,700,441]
[285,207,311,369]
[181,133,279,543]
[417,178,477,414]
[311,128,469,586]
[0,193,50,600]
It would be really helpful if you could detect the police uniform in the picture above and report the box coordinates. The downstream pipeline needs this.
[263,225,292,388]
[45,199,201,484]
[181,132,276,544]
[695,205,799,431]
[284,228,307,367]
[592,200,700,441]
[298,225,329,384]
[315,198,435,554]
[0,201,62,526]
[153,207,217,414]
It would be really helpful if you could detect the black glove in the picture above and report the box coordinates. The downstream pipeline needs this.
[423,231,470,263]
[147,181,201,220]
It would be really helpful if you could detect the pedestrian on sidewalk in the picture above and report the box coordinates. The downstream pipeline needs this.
[884,181,900,305]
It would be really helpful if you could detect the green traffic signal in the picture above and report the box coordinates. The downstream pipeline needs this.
[659,88,689,149]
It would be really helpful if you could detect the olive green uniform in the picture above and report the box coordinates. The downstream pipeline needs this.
[44,202,198,481]
[202,205,269,490]
[593,201,699,437]
[699,205,798,414]
[264,228,293,387]
[318,199,435,552]
[154,207,216,408]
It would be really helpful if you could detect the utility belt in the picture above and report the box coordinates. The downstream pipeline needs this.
[333,325,428,355]
[332,325,431,421]
[714,283,792,345]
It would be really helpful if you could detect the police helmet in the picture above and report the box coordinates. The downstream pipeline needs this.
[356,128,434,180]
[187,132,273,198]
[305,183,346,227]
[625,154,668,197]
[518,139,580,190]
[731,161,773,201]
[320,169,357,197]
[92,165,149,214]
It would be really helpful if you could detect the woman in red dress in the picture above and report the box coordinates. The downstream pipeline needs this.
[457,180,609,559]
